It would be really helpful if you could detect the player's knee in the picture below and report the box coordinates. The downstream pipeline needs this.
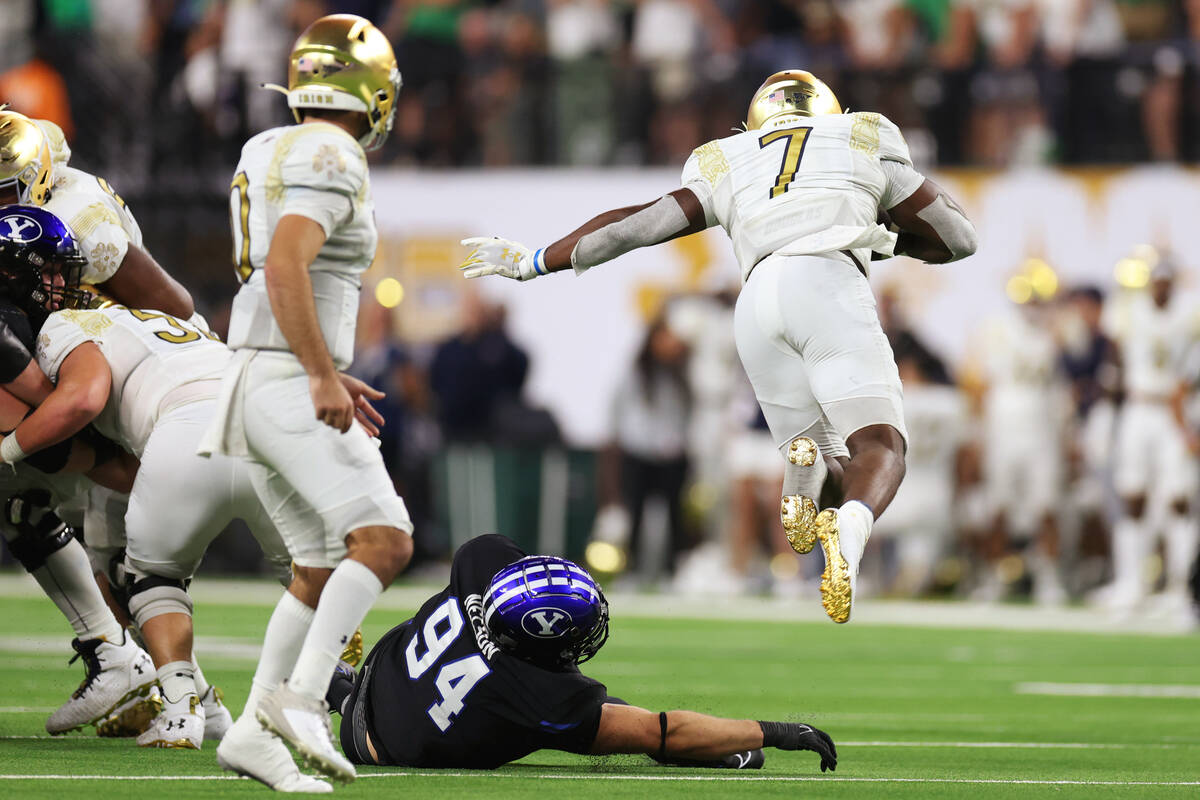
[127,574,193,627]
[290,564,332,606]
[2,493,74,573]
[345,526,412,583]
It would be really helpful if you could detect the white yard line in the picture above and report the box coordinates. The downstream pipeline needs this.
[1015,682,1200,699]
[0,773,1197,786]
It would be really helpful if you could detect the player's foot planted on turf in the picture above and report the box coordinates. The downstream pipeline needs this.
[200,685,233,742]
[46,631,157,735]
[217,713,333,794]
[257,681,356,784]
[136,694,205,750]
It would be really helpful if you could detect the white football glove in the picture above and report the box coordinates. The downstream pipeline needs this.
[459,236,549,281]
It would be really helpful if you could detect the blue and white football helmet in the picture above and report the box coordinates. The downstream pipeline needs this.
[482,555,609,668]
[0,204,89,318]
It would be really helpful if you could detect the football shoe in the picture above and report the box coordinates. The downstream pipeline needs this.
[780,437,825,555]
[96,685,161,738]
[816,508,864,624]
[136,695,204,750]
[45,632,156,734]
[217,713,332,794]
[201,685,233,742]
[339,627,363,668]
[256,681,355,784]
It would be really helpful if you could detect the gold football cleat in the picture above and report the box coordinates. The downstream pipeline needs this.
[786,436,817,467]
[815,509,852,624]
[340,628,364,667]
[96,689,162,738]
[781,495,818,554]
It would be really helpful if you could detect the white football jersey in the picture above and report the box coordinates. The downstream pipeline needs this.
[681,112,914,280]
[225,121,376,370]
[43,165,144,285]
[1112,296,1198,399]
[35,306,229,456]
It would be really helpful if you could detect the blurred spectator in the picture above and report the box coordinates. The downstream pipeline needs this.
[597,314,695,582]
[430,290,529,442]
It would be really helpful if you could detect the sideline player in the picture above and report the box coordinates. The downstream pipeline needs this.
[0,110,193,319]
[1104,260,1199,613]
[0,206,158,734]
[0,220,297,750]
[199,14,413,788]
[328,534,836,772]
[460,71,977,622]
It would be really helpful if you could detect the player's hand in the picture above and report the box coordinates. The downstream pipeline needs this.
[760,721,837,772]
[309,372,355,433]
[339,373,386,437]
[459,236,545,281]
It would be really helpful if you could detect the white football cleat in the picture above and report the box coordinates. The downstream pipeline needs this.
[201,685,233,742]
[136,695,205,750]
[256,682,356,784]
[46,632,157,735]
[217,714,333,794]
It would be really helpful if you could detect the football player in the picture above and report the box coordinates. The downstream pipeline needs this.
[0,206,156,736]
[1104,259,1199,612]
[0,205,297,750]
[460,71,978,623]
[327,534,836,772]
[198,14,414,789]
[0,110,194,320]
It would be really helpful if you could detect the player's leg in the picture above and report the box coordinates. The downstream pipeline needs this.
[240,367,413,783]
[1160,431,1198,611]
[1103,404,1153,610]
[0,476,158,736]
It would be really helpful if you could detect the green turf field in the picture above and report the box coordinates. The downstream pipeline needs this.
[1,580,1197,799]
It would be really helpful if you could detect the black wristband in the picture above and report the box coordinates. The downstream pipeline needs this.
[758,720,787,748]
[658,711,669,760]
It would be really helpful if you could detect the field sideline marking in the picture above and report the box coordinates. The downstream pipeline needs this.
[1015,682,1200,699]
[0,773,1197,786]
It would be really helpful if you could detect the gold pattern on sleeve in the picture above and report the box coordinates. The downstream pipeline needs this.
[89,242,121,276]
[264,128,304,204]
[55,310,114,336]
[849,112,881,156]
[693,141,730,185]
[312,143,347,180]
[70,203,122,240]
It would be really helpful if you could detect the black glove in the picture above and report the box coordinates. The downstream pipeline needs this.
[758,721,837,772]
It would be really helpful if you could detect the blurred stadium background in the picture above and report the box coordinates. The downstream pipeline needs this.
[4,0,1200,623]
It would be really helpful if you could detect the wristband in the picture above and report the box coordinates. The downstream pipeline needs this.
[1,432,27,464]
[531,248,547,276]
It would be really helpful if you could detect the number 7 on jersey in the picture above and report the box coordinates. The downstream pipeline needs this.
[759,128,812,199]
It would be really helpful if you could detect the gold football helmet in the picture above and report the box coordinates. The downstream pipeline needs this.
[271,14,402,151]
[745,70,842,131]
[0,110,54,205]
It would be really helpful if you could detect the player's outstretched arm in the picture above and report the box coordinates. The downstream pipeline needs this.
[589,703,836,772]
[98,245,195,320]
[883,175,977,264]
[459,188,711,281]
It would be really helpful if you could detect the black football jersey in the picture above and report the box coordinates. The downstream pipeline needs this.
[342,535,609,768]
[0,298,35,384]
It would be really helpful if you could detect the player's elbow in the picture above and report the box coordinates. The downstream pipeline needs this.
[70,380,110,424]
[947,220,978,262]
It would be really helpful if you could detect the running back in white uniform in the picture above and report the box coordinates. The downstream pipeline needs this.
[227,121,375,370]
[682,112,916,280]
[682,113,920,457]
[202,120,411,568]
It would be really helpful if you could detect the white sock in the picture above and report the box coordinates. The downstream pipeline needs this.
[1165,514,1198,593]
[1111,516,1145,597]
[288,559,382,701]
[243,590,315,720]
[191,654,212,697]
[158,660,197,707]
[31,539,124,642]
[837,500,875,569]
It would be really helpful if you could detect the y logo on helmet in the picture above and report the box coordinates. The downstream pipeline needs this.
[0,214,41,242]
[520,607,573,638]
